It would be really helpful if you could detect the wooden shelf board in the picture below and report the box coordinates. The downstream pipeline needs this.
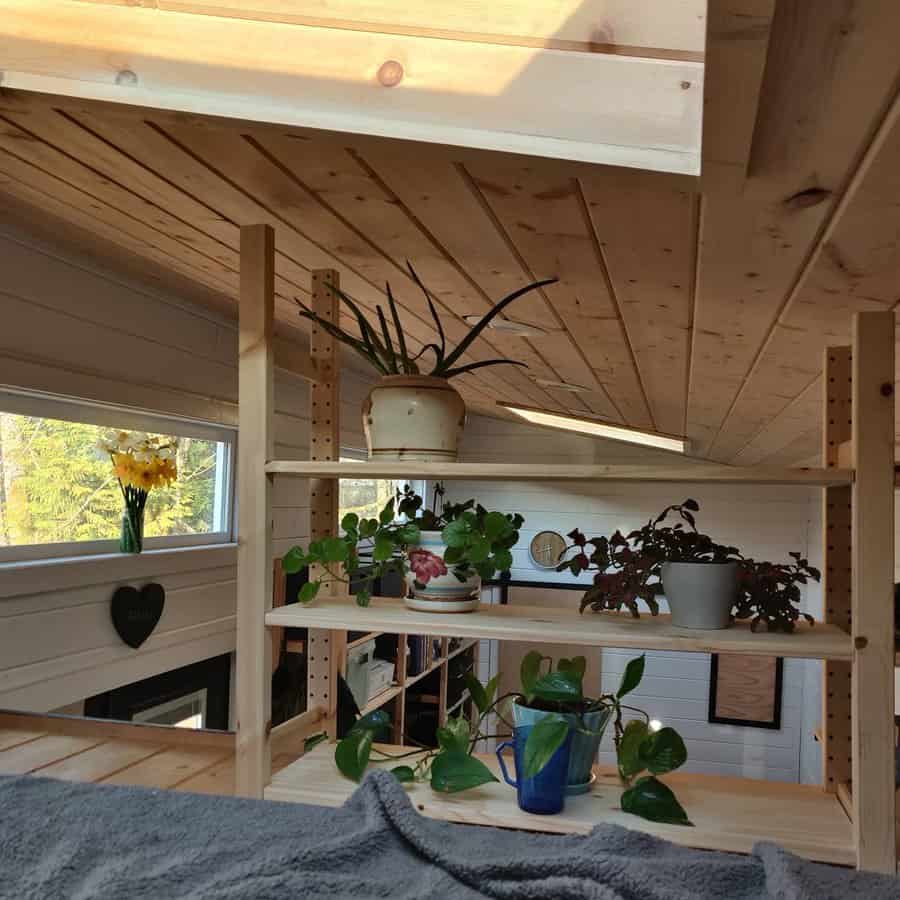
[266,598,852,661]
[347,632,382,652]
[265,461,853,486]
[404,657,444,689]
[266,744,855,866]
[360,684,403,716]
[447,639,478,662]
[446,691,471,716]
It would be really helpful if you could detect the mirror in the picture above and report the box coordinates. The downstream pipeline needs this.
[529,530,567,569]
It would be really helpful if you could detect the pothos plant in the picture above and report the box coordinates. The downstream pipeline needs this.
[517,651,691,826]
[334,675,505,793]
[281,497,419,608]
[333,652,691,826]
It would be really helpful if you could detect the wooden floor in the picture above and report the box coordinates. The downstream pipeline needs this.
[0,713,301,797]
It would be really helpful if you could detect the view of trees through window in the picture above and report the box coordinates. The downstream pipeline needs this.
[337,459,398,526]
[0,411,226,548]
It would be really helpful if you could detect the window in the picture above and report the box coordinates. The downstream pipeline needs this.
[337,450,424,525]
[0,390,235,561]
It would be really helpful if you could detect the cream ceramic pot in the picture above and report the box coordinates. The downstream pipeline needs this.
[363,375,466,462]
[405,530,481,613]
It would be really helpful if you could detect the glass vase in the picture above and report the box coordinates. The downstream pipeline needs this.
[120,507,145,554]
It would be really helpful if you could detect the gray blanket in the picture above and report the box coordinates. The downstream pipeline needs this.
[1,770,898,899]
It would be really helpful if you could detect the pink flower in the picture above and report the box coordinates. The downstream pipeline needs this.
[408,549,448,584]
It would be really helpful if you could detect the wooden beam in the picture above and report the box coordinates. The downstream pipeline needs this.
[235,223,274,798]
[76,0,708,57]
[850,311,895,872]
[821,347,852,794]
[306,269,345,740]
[0,0,702,174]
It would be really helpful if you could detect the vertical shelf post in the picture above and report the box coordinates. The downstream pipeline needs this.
[822,346,852,793]
[307,269,345,738]
[235,224,275,798]
[851,311,896,872]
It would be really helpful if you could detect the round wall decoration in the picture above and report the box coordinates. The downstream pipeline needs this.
[529,530,567,569]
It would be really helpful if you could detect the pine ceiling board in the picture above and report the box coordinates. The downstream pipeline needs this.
[690,1,900,459]
[0,121,243,290]
[159,123,536,407]
[248,131,568,413]
[754,427,821,468]
[460,160,654,427]
[0,93,236,248]
[578,173,697,436]
[733,376,821,466]
[0,153,238,297]
[708,73,900,462]
[66,107,520,405]
[0,190,237,319]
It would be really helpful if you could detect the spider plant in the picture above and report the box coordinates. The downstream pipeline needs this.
[295,263,556,380]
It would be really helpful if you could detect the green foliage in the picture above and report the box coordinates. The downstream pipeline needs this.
[335,729,374,782]
[281,494,420,607]
[436,715,471,755]
[515,651,691,827]
[295,265,557,380]
[523,715,569,779]
[430,752,497,793]
[621,776,692,826]
[0,413,217,549]
[617,655,645,699]
[286,487,522,607]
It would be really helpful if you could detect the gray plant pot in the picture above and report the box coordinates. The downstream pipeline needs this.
[661,561,737,630]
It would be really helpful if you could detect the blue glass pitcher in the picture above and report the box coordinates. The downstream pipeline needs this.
[495,724,573,815]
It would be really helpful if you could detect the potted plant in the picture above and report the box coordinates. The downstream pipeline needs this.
[511,652,690,824]
[398,483,522,612]
[296,264,555,462]
[282,487,522,611]
[330,652,691,825]
[560,500,742,630]
[97,430,178,554]
[734,553,820,632]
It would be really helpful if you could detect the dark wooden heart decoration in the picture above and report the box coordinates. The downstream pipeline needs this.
[111,583,165,649]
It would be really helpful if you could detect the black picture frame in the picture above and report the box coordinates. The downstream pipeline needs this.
[707,654,783,730]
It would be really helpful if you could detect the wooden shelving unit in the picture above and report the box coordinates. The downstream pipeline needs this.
[236,236,897,872]
[349,636,479,736]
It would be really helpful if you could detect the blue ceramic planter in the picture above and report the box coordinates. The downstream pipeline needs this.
[496,723,573,815]
[513,702,610,795]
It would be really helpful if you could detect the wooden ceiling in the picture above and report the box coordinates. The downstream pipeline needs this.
[1,1,900,464]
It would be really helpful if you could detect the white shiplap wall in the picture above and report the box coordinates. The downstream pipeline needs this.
[449,413,822,783]
[0,222,371,711]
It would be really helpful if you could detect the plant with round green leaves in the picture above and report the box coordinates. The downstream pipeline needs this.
[395,482,523,585]
[295,263,556,380]
[517,650,691,826]
[281,496,420,608]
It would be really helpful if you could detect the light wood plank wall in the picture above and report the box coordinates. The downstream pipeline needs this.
[0,223,371,711]
[448,413,822,783]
